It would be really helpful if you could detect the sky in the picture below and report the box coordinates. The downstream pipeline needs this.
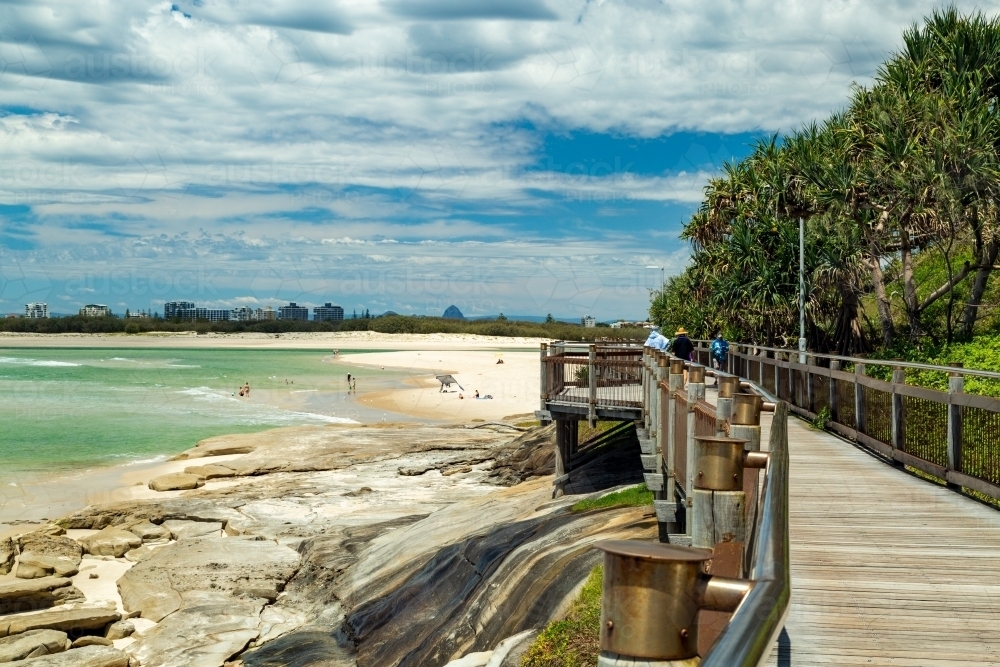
[0,0,984,320]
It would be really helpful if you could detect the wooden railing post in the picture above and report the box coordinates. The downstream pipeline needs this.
[891,366,905,458]
[855,362,866,436]
[787,353,796,406]
[829,360,840,423]
[730,395,762,544]
[684,366,705,536]
[588,344,597,427]
[554,419,568,498]
[539,343,548,411]
[666,360,685,535]
[806,355,815,413]
[948,362,964,490]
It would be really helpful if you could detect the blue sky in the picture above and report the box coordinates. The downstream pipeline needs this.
[0,0,979,319]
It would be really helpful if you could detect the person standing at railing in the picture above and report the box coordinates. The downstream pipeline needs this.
[644,326,669,351]
[710,332,729,387]
[670,327,694,361]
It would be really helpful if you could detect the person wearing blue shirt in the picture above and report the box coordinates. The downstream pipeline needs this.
[710,332,729,387]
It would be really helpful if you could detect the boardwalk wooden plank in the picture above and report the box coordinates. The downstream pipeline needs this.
[758,414,1000,665]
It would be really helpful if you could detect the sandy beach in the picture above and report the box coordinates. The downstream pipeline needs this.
[0,331,548,351]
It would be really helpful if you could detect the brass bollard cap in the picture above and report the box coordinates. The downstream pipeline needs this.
[693,436,749,491]
[594,540,712,661]
[732,393,763,425]
[688,364,705,384]
[717,376,739,398]
[669,358,685,375]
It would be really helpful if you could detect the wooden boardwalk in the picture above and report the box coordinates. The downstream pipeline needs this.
[759,412,1000,666]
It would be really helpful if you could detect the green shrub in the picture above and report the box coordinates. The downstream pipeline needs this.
[521,566,603,667]
[124,322,141,335]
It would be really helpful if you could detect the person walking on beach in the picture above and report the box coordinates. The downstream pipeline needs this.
[244,383,250,398]
[710,332,729,387]
[670,328,694,361]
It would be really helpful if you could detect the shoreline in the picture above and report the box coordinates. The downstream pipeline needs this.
[0,331,549,350]
[1,338,544,540]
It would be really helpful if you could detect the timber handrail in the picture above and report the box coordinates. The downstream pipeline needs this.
[701,401,791,667]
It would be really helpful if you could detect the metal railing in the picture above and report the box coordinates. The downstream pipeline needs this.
[541,342,644,417]
[701,401,790,667]
[699,339,1000,502]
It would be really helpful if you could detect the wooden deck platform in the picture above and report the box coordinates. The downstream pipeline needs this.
[755,409,1000,666]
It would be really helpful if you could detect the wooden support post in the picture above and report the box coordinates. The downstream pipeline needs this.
[774,355,781,398]
[716,397,732,437]
[759,349,765,387]
[666,366,684,535]
[553,418,568,498]
[684,380,699,536]
[855,362,866,436]
[891,366,905,460]
[788,354,796,407]
[806,356,814,413]
[654,358,672,540]
[539,343,548,413]
[829,360,840,423]
[729,422,761,535]
[588,345,597,427]
[692,490,746,557]
[948,363,964,490]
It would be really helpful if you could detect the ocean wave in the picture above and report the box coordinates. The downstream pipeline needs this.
[0,357,80,367]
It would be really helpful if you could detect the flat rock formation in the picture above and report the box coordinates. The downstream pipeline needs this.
[0,577,84,614]
[2,422,652,667]
[19,644,130,666]
[0,628,69,660]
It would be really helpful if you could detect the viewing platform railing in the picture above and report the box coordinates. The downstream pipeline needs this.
[694,340,1000,503]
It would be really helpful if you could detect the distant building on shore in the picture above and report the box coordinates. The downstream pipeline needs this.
[582,315,596,328]
[256,306,276,321]
[164,301,195,319]
[80,304,111,317]
[25,303,48,318]
[314,303,344,322]
[125,310,149,318]
[194,308,231,322]
[278,302,309,321]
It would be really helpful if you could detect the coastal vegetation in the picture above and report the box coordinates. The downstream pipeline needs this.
[652,8,1000,360]
[520,566,603,667]
[0,313,648,341]
[570,484,653,513]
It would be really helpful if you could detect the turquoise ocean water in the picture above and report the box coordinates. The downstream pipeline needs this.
[0,348,402,475]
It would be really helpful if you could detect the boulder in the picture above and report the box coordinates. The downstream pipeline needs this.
[0,537,14,575]
[127,594,263,667]
[147,473,204,492]
[160,520,222,541]
[0,604,120,638]
[104,620,134,641]
[78,528,142,558]
[123,546,158,564]
[0,629,69,661]
[126,521,170,542]
[444,652,492,667]
[118,537,299,622]
[18,645,129,666]
[0,577,84,614]
[16,535,83,579]
[71,636,113,648]
[183,464,237,479]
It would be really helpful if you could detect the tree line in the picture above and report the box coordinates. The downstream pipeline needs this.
[652,8,1000,355]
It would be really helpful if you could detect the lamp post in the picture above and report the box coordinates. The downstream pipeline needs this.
[646,265,664,291]
[799,217,806,364]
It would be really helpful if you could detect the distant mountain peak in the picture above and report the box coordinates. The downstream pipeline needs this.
[443,305,465,319]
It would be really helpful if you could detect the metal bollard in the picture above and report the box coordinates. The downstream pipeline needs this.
[731,392,764,426]
[717,376,739,398]
[595,540,752,664]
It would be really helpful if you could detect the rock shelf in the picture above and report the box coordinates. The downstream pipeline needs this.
[0,422,649,666]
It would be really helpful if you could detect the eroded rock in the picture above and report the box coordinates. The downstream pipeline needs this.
[0,577,84,614]
[16,534,83,579]
[126,521,170,542]
[161,520,222,541]
[0,629,68,661]
[183,464,237,479]
[148,473,205,492]
[78,528,142,558]
[0,604,120,638]
[71,636,113,648]
[127,594,263,667]
[123,546,158,564]
[18,644,130,666]
[118,537,299,621]
[104,620,134,641]
[0,538,14,576]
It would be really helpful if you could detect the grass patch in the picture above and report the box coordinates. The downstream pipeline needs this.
[577,420,620,443]
[521,566,603,667]
[515,420,541,429]
[570,484,652,513]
